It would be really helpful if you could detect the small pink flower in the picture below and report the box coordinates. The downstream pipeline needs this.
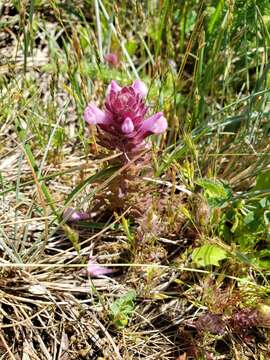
[84,80,167,153]
[104,53,119,68]
[87,258,112,277]
[63,208,90,222]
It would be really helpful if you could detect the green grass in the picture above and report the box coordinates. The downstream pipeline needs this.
[0,0,270,358]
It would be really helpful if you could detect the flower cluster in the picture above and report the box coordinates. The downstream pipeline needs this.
[84,80,167,153]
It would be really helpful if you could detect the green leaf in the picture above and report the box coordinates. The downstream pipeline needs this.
[251,248,270,269]
[62,224,80,255]
[64,165,119,207]
[236,233,258,251]
[16,121,59,219]
[126,40,137,56]
[109,290,136,329]
[254,171,270,191]
[192,244,228,267]
[196,178,232,208]
[208,0,225,34]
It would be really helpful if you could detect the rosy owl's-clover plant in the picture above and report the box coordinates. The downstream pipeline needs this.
[64,80,167,222]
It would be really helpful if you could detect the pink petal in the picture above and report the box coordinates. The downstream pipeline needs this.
[84,103,110,125]
[87,259,112,277]
[132,79,148,98]
[107,80,122,94]
[139,112,167,136]
[63,208,90,222]
[121,117,134,134]
[149,115,168,134]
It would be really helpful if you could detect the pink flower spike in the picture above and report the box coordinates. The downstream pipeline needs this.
[139,112,168,135]
[87,259,112,277]
[84,103,110,125]
[132,79,148,98]
[121,117,134,134]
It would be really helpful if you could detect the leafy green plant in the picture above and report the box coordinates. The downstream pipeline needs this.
[195,174,270,268]
[196,178,233,208]
[216,172,270,267]
[109,290,136,329]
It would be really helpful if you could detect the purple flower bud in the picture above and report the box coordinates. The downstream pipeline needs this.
[195,313,226,335]
[84,80,167,153]
[104,53,119,68]
[107,80,122,95]
[231,308,259,330]
[87,259,112,277]
[121,117,134,133]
